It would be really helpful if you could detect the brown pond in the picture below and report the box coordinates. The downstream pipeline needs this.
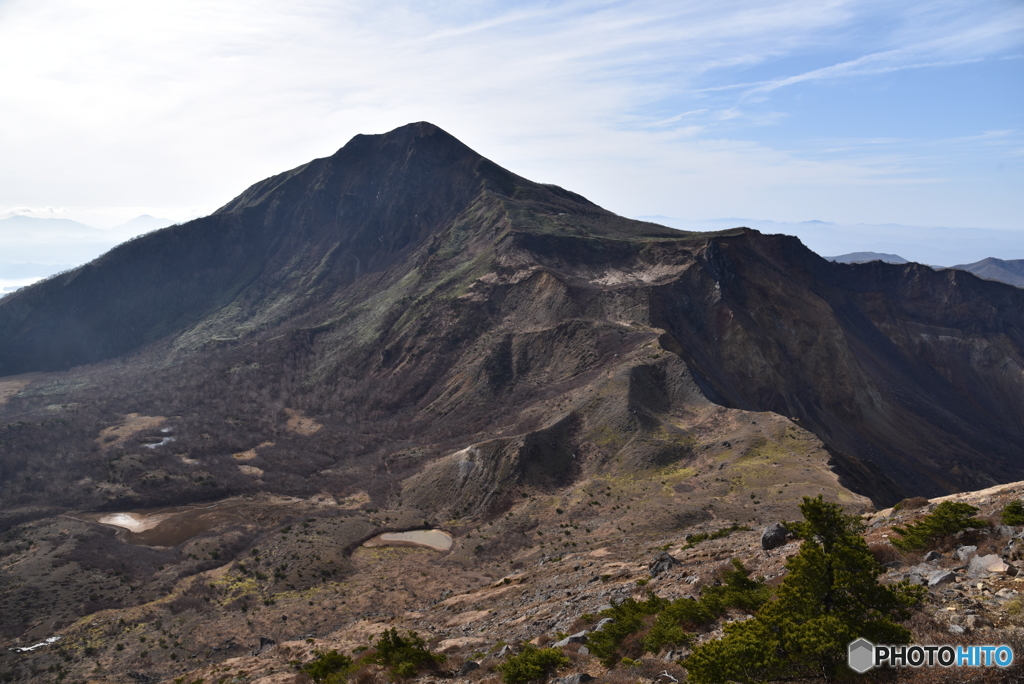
[362,529,453,551]
[87,502,245,547]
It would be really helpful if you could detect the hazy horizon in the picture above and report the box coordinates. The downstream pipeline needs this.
[1,1,1020,250]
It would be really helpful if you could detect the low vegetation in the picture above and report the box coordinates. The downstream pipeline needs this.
[890,500,988,550]
[1002,500,1024,525]
[680,524,750,550]
[684,496,925,682]
[581,497,924,682]
[364,628,445,679]
[302,649,354,684]
[496,644,569,684]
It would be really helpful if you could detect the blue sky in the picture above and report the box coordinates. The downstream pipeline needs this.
[0,0,1021,260]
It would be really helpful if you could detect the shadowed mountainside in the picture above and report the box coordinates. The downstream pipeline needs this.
[0,122,1022,524]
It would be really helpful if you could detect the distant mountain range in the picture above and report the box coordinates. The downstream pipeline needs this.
[640,216,1024,267]
[825,252,910,265]
[950,257,1024,289]
[825,251,1024,289]
[0,214,173,292]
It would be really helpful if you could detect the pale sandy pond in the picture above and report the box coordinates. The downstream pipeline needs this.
[362,529,453,551]
[87,503,244,547]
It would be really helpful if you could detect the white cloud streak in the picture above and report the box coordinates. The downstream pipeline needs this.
[0,0,1020,233]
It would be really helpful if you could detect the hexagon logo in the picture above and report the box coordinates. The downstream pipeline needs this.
[848,638,875,673]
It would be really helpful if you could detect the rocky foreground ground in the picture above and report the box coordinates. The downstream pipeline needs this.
[10,479,1024,684]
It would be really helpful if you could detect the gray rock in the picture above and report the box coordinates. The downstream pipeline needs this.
[761,522,791,551]
[996,525,1015,538]
[251,636,276,657]
[949,624,966,635]
[649,551,681,576]
[558,675,595,684]
[458,661,480,676]
[923,551,943,562]
[966,615,993,630]
[927,570,955,588]
[578,646,589,656]
[968,554,1010,578]
[955,545,978,562]
[905,573,926,586]
[496,645,511,659]
[553,631,588,648]
[594,617,614,630]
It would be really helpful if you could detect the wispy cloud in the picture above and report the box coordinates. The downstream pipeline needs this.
[0,0,1020,233]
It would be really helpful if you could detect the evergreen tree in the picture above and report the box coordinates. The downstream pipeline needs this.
[684,496,924,683]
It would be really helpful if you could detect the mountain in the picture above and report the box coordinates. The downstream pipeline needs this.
[111,213,175,233]
[825,251,909,264]
[0,215,120,266]
[1,122,1023,514]
[949,257,1024,288]
[640,216,1024,266]
[1,122,1024,679]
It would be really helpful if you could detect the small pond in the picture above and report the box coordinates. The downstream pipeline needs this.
[89,502,242,547]
[362,529,453,551]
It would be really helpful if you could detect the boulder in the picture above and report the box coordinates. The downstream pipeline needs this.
[649,551,681,576]
[251,637,276,657]
[761,522,791,551]
[557,675,595,684]
[923,551,943,562]
[927,570,956,588]
[905,573,926,586]
[594,617,614,631]
[966,615,993,630]
[955,545,977,562]
[553,631,588,648]
[949,624,966,635]
[967,554,1010,578]
[458,661,480,676]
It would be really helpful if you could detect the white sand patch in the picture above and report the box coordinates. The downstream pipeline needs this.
[10,635,61,653]
[239,465,264,477]
[97,512,170,533]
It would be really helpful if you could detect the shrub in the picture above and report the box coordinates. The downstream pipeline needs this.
[681,524,749,550]
[890,500,988,550]
[302,650,354,684]
[1003,501,1024,526]
[892,496,928,512]
[364,628,444,679]
[496,644,569,684]
[683,496,925,683]
[642,560,769,654]
[587,594,667,667]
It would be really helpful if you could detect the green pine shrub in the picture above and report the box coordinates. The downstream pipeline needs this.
[302,650,354,684]
[587,594,667,667]
[363,628,445,679]
[890,500,988,550]
[1002,500,1024,525]
[496,644,569,684]
[642,560,769,654]
[683,496,925,683]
